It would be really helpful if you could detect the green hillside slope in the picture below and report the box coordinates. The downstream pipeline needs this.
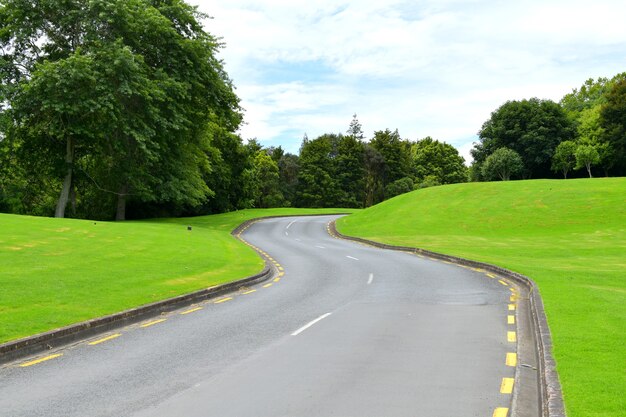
[0,208,353,344]
[337,178,625,417]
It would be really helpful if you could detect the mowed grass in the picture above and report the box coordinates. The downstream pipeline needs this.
[0,208,352,344]
[337,178,625,417]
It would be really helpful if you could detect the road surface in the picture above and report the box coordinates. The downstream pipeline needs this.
[0,215,536,416]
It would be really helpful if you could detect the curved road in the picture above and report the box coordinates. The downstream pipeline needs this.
[0,215,537,416]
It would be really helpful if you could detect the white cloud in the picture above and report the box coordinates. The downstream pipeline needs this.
[191,0,626,161]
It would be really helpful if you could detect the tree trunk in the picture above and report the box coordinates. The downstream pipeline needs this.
[55,137,75,218]
[563,169,568,179]
[116,184,128,221]
[586,163,593,178]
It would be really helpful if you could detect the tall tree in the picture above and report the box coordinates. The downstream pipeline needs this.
[369,129,412,199]
[295,134,341,207]
[551,140,577,179]
[474,98,575,179]
[0,0,241,220]
[600,78,626,175]
[346,114,365,142]
[335,135,365,207]
[575,144,600,178]
[411,137,467,185]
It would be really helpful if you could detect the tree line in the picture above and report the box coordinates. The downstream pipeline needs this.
[1,1,624,220]
[471,73,626,181]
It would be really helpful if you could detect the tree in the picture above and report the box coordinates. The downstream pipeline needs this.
[411,137,467,185]
[252,151,284,208]
[278,153,299,206]
[386,177,414,198]
[474,98,575,178]
[0,0,242,220]
[600,78,626,175]
[296,134,341,207]
[575,145,600,178]
[551,141,577,179]
[370,129,412,199]
[481,148,524,181]
[335,135,365,207]
[346,114,365,141]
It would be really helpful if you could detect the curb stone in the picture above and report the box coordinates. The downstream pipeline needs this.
[329,220,566,417]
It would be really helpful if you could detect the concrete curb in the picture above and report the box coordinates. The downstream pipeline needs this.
[329,221,566,417]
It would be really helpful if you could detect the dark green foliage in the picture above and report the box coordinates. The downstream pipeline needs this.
[481,147,524,181]
[335,135,365,208]
[386,177,414,198]
[370,129,412,193]
[474,98,575,179]
[295,134,342,207]
[0,0,241,220]
[252,151,284,208]
[278,153,299,206]
[600,78,626,175]
[411,137,467,185]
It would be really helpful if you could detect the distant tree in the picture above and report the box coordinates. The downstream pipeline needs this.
[346,114,365,141]
[362,145,384,207]
[370,129,412,198]
[411,137,467,185]
[575,145,600,178]
[252,151,284,208]
[600,78,626,175]
[278,153,299,206]
[335,135,365,207]
[551,141,578,179]
[474,98,575,178]
[267,146,285,164]
[296,134,341,207]
[481,148,524,181]
[386,177,414,198]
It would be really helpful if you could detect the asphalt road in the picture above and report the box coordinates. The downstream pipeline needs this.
[0,215,534,417]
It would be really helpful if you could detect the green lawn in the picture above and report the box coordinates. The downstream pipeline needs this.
[337,178,625,417]
[0,208,353,344]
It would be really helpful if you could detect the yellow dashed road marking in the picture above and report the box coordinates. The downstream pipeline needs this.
[19,354,63,367]
[273,277,281,283]
[180,307,203,314]
[493,408,509,417]
[508,315,515,325]
[242,289,256,295]
[510,295,516,302]
[507,331,517,342]
[508,304,516,311]
[498,279,508,286]
[486,273,496,279]
[500,377,514,394]
[89,333,121,345]
[140,319,166,328]
[506,352,517,367]
[263,283,273,288]
[214,297,232,304]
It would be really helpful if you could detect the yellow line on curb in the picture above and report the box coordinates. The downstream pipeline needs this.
[507,331,517,342]
[89,333,121,345]
[493,408,509,417]
[510,295,516,302]
[278,267,284,271]
[500,377,514,394]
[140,319,166,328]
[273,277,281,283]
[486,273,496,279]
[214,297,233,304]
[498,279,508,286]
[180,307,203,314]
[19,353,63,367]
[263,283,273,288]
[508,304,516,311]
[506,352,517,367]
[242,289,256,295]
[508,315,515,325]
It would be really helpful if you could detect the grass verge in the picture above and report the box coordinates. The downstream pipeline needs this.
[0,208,352,344]
[336,178,625,417]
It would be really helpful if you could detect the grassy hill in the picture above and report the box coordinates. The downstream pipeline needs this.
[337,178,625,417]
[0,208,352,344]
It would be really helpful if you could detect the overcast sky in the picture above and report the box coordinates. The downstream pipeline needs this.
[190,0,626,162]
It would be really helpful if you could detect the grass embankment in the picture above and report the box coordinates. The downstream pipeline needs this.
[0,208,353,344]
[337,178,625,417]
